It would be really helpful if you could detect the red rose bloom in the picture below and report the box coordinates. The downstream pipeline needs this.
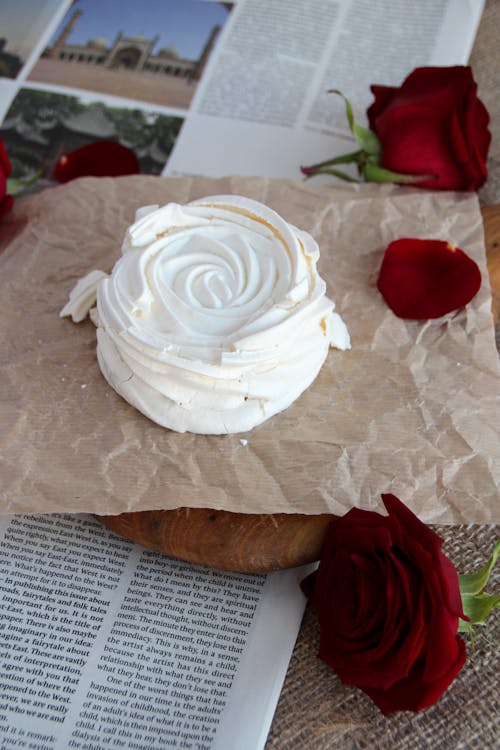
[54,140,140,183]
[367,66,490,190]
[0,137,14,219]
[302,495,466,715]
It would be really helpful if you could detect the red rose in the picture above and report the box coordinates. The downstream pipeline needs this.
[54,141,140,183]
[367,66,490,190]
[0,137,14,219]
[302,494,466,715]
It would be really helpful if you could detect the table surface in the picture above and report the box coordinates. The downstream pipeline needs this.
[267,2,500,746]
[3,3,499,747]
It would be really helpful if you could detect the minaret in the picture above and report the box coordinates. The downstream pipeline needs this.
[48,8,83,59]
[137,34,159,72]
[192,25,220,81]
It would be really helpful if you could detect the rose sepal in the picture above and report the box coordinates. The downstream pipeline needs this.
[301,157,434,186]
[301,150,365,182]
[458,540,499,595]
[459,593,500,633]
[301,150,364,172]
[458,540,500,632]
[301,166,359,183]
[328,89,381,157]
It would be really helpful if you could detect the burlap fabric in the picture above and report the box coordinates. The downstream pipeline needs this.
[267,3,500,747]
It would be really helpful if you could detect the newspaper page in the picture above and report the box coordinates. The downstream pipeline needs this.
[0,513,309,750]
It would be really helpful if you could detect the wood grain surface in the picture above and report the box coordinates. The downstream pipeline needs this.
[482,203,500,324]
[98,205,500,572]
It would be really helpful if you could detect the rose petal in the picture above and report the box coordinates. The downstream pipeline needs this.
[360,637,466,715]
[300,570,317,600]
[382,494,444,554]
[377,238,481,319]
[367,84,398,126]
[53,141,140,183]
[0,137,12,179]
[0,136,13,220]
[0,194,14,218]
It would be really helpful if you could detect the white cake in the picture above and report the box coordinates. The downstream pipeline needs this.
[61,195,350,434]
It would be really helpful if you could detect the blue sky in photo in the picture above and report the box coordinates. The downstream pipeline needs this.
[49,0,231,60]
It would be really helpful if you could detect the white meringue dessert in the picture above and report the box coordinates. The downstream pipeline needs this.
[60,195,350,434]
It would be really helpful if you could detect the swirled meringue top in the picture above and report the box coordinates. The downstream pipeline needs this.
[61,195,350,434]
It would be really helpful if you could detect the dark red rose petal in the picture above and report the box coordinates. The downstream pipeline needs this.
[382,494,444,556]
[54,141,140,183]
[0,194,14,218]
[300,570,316,599]
[0,137,12,179]
[377,238,481,319]
[0,137,13,219]
[360,637,466,715]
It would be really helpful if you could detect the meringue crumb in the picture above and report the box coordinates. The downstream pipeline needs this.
[239,439,248,446]
[81,384,88,389]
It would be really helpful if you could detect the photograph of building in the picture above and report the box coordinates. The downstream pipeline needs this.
[28,0,232,110]
[0,0,64,79]
[0,87,184,184]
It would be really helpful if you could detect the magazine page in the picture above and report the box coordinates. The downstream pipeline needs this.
[0,0,485,191]
[0,513,309,750]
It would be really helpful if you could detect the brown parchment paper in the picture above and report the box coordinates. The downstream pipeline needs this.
[1,175,499,522]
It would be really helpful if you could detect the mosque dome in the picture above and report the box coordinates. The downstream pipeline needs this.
[87,37,108,49]
[158,45,179,59]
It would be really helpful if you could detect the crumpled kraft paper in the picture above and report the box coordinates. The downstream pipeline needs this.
[0,175,499,522]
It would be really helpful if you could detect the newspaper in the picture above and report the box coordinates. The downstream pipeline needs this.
[0,513,309,750]
[0,1,486,749]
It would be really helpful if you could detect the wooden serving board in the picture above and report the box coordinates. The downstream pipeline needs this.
[98,205,500,572]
